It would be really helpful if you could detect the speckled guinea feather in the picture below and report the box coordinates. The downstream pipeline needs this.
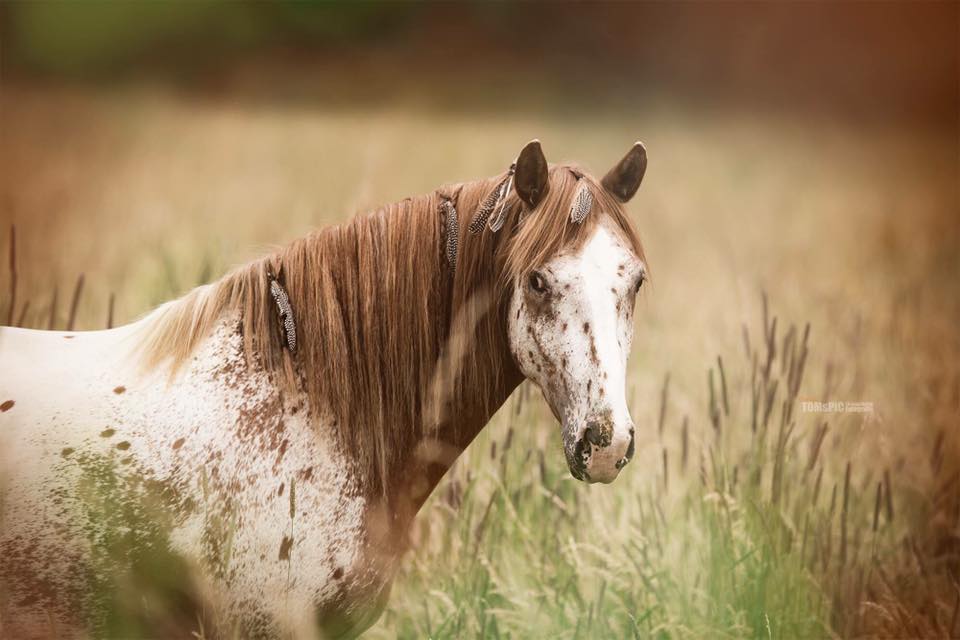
[569,180,594,224]
[470,164,515,234]
[440,199,458,269]
[469,178,506,234]
[270,278,297,353]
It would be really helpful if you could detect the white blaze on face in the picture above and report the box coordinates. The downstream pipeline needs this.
[508,219,646,483]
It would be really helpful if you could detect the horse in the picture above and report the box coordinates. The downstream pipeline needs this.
[0,139,649,638]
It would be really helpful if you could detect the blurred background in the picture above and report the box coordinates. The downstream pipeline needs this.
[1,3,958,638]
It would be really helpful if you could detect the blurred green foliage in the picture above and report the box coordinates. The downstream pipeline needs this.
[6,2,419,77]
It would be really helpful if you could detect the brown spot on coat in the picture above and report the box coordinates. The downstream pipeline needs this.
[172,437,185,450]
[278,482,285,497]
[278,535,293,561]
[332,567,344,580]
[116,441,131,451]
[583,322,590,333]
[113,385,126,394]
[63,335,74,339]
[0,400,13,412]
[100,428,115,438]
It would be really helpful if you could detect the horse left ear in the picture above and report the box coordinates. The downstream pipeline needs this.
[514,139,550,209]
[602,141,647,203]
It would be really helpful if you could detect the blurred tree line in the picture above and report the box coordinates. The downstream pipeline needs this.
[2,2,434,77]
[2,2,954,128]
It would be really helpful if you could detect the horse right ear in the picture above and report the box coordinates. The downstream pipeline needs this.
[602,141,647,203]
[514,139,549,209]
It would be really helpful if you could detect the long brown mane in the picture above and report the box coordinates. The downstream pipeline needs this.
[140,164,644,496]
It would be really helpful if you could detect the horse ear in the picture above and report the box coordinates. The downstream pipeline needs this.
[514,139,549,209]
[602,141,647,203]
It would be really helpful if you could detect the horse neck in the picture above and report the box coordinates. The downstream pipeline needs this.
[384,297,524,532]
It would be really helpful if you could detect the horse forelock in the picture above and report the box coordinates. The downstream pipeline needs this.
[137,163,644,498]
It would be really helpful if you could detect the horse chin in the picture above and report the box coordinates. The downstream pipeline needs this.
[582,465,621,484]
[564,460,622,484]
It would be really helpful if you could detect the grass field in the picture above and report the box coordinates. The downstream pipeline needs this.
[2,79,958,638]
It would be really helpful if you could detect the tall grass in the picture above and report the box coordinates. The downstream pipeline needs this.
[368,293,917,639]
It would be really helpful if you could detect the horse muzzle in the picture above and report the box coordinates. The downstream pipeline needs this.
[563,413,635,483]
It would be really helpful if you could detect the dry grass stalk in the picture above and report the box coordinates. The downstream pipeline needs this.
[662,448,669,494]
[67,273,85,331]
[47,285,58,329]
[840,462,851,569]
[708,369,721,434]
[930,430,945,474]
[681,415,689,472]
[658,373,670,436]
[717,355,729,416]
[812,466,824,508]
[883,469,894,523]
[698,450,707,487]
[107,292,116,329]
[780,325,796,376]
[800,514,810,566]
[770,414,795,505]
[787,323,810,402]
[6,224,16,326]
[764,317,778,381]
[873,482,882,533]
[762,379,778,430]
[807,422,828,472]
[750,355,759,433]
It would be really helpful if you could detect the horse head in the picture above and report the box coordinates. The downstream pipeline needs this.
[500,140,648,483]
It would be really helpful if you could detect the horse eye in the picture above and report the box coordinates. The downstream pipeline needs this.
[635,276,645,293]
[528,271,548,294]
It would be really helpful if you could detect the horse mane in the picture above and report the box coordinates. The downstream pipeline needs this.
[139,164,644,496]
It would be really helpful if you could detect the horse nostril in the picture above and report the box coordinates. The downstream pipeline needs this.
[582,424,596,445]
[583,419,612,448]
